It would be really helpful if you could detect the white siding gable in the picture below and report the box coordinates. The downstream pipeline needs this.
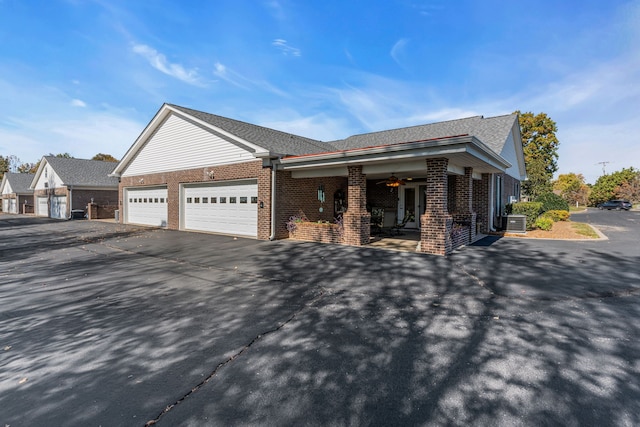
[2,181,12,195]
[34,165,64,190]
[122,113,256,177]
[500,126,526,181]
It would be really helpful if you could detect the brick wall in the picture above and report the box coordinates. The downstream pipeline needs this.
[274,170,347,240]
[289,222,343,244]
[119,160,272,238]
[366,180,398,210]
[87,203,118,220]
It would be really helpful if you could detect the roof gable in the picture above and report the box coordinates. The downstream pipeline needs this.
[112,104,332,177]
[1,173,35,194]
[32,157,119,189]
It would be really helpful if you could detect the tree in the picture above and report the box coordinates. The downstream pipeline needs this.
[614,171,640,202]
[554,173,590,206]
[0,155,21,180]
[92,153,119,162]
[516,111,560,199]
[588,167,639,206]
[17,162,38,174]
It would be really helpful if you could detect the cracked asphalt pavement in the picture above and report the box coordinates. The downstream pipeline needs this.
[1,209,639,426]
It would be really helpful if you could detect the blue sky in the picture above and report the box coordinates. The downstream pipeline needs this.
[1,0,638,184]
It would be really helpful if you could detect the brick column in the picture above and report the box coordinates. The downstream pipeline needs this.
[343,166,370,246]
[473,173,491,234]
[420,158,453,255]
[452,167,477,242]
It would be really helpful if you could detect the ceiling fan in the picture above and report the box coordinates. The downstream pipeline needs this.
[376,174,406,187]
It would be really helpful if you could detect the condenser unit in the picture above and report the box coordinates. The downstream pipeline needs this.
[505,215,527,233]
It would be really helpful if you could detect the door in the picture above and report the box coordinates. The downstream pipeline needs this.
[2,199,8,213]
[50,196,67,219]
[9,199,17,214]
[36,197,49,217]
[399,185,420,228]
[124,187,168,227]
[182,181,258,237]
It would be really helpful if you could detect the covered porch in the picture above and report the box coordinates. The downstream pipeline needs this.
[277,135,510,255]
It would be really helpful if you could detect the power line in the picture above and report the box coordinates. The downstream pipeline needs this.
[595,161,610,175]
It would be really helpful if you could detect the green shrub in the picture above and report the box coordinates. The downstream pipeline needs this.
[542,210,570,221]
[534,192,569,212]
[511,202,543,230]
[535,216,554,231]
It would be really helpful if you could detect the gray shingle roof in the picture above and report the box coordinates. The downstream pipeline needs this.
[44,156,120,188]
[168,104,332,156]
[4,173,35,193]
[328,114,518,154]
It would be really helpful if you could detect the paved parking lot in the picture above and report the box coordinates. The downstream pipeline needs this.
[1,210,639,426]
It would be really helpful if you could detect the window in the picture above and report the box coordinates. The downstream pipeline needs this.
[251,197,258,204]
[211,197,217,203]
[144,198,148,203]
[194,197,200,203]
[129,198,132,203]
[240,197,248,203]
[187,197,193,203]
[154,198,158,203]
[220,197,226,203]
[202,197,208,203]
[160,198,165,203]
[230,197,237,203]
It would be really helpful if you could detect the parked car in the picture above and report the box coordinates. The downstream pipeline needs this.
[597,200,632,210]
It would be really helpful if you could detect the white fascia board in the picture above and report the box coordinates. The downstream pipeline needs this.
[0,175,8,194]
[110,104,270,177]
[29,157,48,189]
[291,166,349,179]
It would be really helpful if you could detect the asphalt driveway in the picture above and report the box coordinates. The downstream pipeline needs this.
[1,209,639,426]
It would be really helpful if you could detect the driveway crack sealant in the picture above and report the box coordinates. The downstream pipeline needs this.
[144,289,326,426]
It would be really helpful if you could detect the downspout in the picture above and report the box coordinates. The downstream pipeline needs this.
[269,165,277,241]
[488,175,496,231]
[68,185,73,220]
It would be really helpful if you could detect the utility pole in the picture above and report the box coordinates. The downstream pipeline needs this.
[596,161,610,175]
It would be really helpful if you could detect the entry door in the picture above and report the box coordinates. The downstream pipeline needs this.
[399,186,420,228]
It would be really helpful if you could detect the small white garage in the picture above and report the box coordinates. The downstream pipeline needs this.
[182,180,258,237]
[36,197,48,217]
[124,186,168,227]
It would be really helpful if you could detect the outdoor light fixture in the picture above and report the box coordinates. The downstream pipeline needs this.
[376,174,406,187]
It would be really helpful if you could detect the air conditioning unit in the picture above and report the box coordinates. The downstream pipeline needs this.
[505,215,526,233]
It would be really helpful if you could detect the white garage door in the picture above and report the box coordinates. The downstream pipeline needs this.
[50,196,67,219]
[183,181,258,237]
[9,199,17,214]
[125,187,168,227]
[36,197,48,217]
[2,199,8,213]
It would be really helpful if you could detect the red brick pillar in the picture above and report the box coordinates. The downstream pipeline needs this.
[420,158,453,255]
[343,166,370,246]
[473,173,491,234]
[453,167,477,242]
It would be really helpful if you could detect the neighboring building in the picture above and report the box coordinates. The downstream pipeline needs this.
[1,173,35,214]
[110,103,526,255]
[30,156,119,219]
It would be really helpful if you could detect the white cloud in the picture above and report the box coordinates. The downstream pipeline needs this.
[71,99,87,107]
[390,38,409,67]
[272,39,301,57]
[131,43,205,86]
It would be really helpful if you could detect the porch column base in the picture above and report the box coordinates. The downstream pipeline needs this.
[452,212,477,242]
[420,212,453,256]
[343,212,371,246]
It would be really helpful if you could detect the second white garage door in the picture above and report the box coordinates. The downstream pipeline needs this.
[183,181,258,237]
[124,187,168,227]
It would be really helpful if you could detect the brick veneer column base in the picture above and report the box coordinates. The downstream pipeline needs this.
[343,212,370,246]
[420,212,453,256]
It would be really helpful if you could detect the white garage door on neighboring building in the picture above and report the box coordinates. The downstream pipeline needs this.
[182,180,258,237]
[50,195,67,219]
[36,197,48,217]
[2,199,8,213]
[9,199,17,214]
[124,186,168,227]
